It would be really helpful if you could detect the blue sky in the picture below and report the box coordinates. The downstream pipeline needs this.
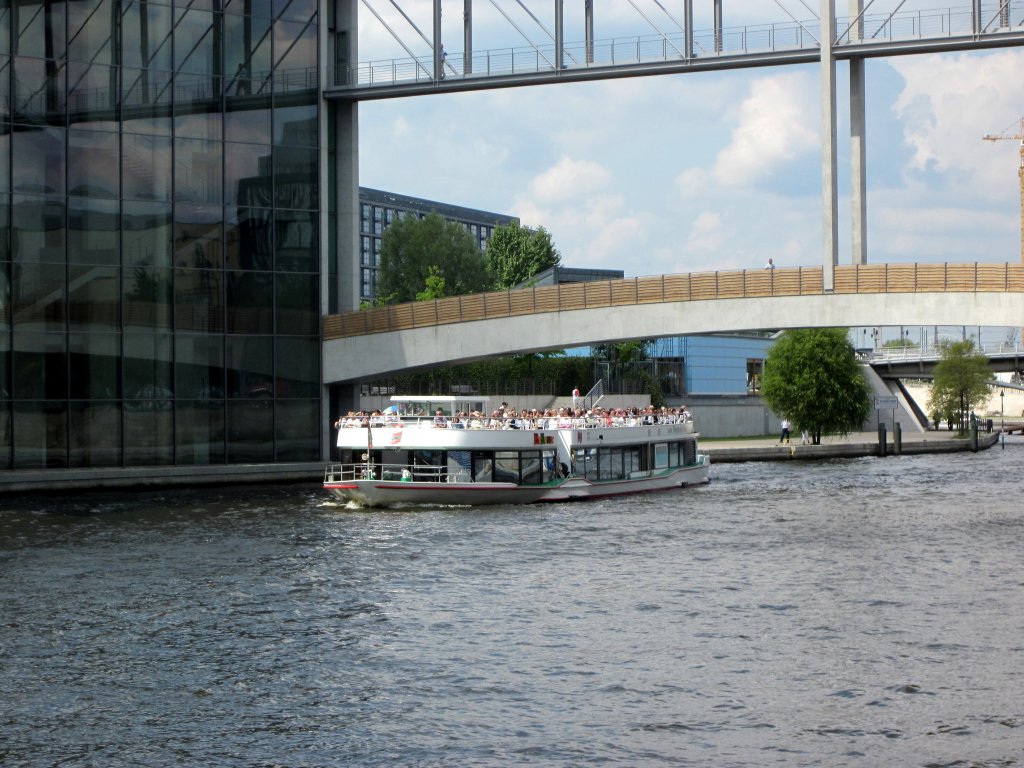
[355,1,1024,279]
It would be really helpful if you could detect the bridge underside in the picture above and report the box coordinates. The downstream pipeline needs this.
[323,291,1023,383]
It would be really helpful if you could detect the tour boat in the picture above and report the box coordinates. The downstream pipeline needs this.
[323,396,710,507]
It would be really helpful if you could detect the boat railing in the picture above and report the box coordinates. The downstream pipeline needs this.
[335,414,695,431]
[325,462,458,483]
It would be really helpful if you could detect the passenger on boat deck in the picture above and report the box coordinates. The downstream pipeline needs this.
[433,408,448,428]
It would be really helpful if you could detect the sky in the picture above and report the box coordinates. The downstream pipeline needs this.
[354,0,1024,280]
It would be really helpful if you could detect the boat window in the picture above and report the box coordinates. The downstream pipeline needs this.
[681,439,696,466]
[520,450,542,485]
[598,448,623,480]
[653,443,669,469]
[472,451,493,482]
[541,449,558,483]
[494,451,519,483]
[576,447,599,480]
[624,447,642,476]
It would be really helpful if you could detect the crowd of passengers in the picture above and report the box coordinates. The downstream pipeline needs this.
[335,404,692,430]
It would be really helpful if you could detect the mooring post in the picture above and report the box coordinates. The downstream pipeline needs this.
[877,423,887,457]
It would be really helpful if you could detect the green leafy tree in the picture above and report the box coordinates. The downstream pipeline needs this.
[377,212,491,303]
[761,328,871,444]
[415,266,446,301]
[927,339,993,434]
[487,222,560,289]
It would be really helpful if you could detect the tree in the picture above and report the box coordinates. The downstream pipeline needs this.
[486,222,560,290]
[928,339,993,434]
[377,212,491,303]
[760,328,871,444]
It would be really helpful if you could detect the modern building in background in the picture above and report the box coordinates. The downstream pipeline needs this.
[358,187,517,302]
[1,0,323,474]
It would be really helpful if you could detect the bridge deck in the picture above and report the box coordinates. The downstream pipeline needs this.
[323,262,1024,341]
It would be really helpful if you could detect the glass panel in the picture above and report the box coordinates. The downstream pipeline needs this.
[227,271,272,333]
[273,20,316,90]
[521,450,541,484]
[12,331,67,399]
[12,56,66,124]
[121,67,173,135]
[176,400,224,464]
[175,333,223,399]
[15,0,67,59]
[68,198,120,265]
[0,336,8,468]
[121,2,173,71]
[124,200,173,268]
[273,146,316,209]
[174,73,221,140]
[0,123,9,193]
[225,100,271,142]
[274,272,316,335]
[68,264,118,330]
[13,400,67,468]
[174,267,223,332]
[123,331,172,402]
[11,195,64,264]
[12,262,64,330]
[13,126,64,195]
[275,398,317,460]
[68,61,119,131]
[274,208,315,272]
[274,0,316,23]
[69,331,119,399]
[174,8,218,75]
[273,102,316,147]
[174,203,223,268]
[494,451,519,483]
[123,133,172,200]
[226,399,272,462]
[124,266,172,328]
[226,205,271,271]
[0,8,9,56]
[274,336,316,397]
[225,334,271,397]
[123,406,173,465]
[68,128,120,198]
[224,0,271,18]
[0,58,11,123]
[0,193,10,261]
[224,13,271,95]
[225,140,271,206]
[174,137,222,204]
[68,0,114,64]
[0,259,9,329]
[69,401,120,467]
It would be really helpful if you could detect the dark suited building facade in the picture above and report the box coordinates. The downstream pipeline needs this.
[0,0,323,472]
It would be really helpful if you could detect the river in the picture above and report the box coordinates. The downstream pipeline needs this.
[2,447,1022,767]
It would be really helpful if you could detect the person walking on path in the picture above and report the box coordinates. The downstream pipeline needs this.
[572,386,581,411]
[765,258,775,270]
[779,418,791,444]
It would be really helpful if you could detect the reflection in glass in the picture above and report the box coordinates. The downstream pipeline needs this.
[273,103,317,147]
[0,193,10,261]
[226,334,271,397]
[226,206,271,271]
[11,195,65,264]
[275,399,318,460]
[68,265,119,330]
[225,13,271,95]
[225,141,270,206]
[226,400,272,462]
[275,273,317,335]
[124,267,172,328]
[69,401,121,467]
[174,267,224,332]
[68,0,114,65]
[175,333,224,399]
[124,200,173,268]
[174,203,223,268]
[227,272,272,333]
[12,56,67,124]
[14,401,68,468]
[174,73,222,140]
[68,198,120,265]
[121,2,173,71]
[123,407,173,465]
[68,61,119,130]
[275,336,318,397]
[12,263,65,330]
[274,208,316,272]
[13,127,65,195]
[15,0,67,59]
[174,8,217,75]
[176,400,225,464]
[273,146,317,209]
[13,332,67,400]
[123,133,172,200]
[69,332,119,399]
[68,129,120,198]
[174,137,222,204]
[121,67,173,135]
[123,332,172,400]
[226,101,270,144]
[273,19,316,84]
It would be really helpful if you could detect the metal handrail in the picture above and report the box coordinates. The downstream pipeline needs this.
[323,262,1024,341]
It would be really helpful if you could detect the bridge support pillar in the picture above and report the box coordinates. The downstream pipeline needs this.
[820,0,839,290]
[849,0,867,266]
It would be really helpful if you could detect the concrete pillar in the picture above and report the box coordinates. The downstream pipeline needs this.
[585,0,594,63]
[434,0,443,79]
[684,0,693,59]
[555,0,564,70]
[464,0,473,74]
[849,0,866,265]
[820,0,839,290]
[714,0,723,52]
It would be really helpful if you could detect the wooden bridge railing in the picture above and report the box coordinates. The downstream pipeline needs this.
[323,262,1024,340]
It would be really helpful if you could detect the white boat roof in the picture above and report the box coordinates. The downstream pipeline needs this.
[389,395,490,403]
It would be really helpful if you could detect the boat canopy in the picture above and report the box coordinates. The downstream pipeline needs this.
[389,395,490,417]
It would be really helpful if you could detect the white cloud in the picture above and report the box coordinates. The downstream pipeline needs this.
[528,156,611,204]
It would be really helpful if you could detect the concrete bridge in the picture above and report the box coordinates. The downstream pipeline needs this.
[323,262,1024,383]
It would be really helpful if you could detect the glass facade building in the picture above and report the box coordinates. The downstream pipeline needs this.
[0,0,322,471]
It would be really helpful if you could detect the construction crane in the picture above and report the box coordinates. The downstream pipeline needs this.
[983,117,1024,263]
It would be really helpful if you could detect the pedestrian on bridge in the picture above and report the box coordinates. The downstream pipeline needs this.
[765,258,775,270]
